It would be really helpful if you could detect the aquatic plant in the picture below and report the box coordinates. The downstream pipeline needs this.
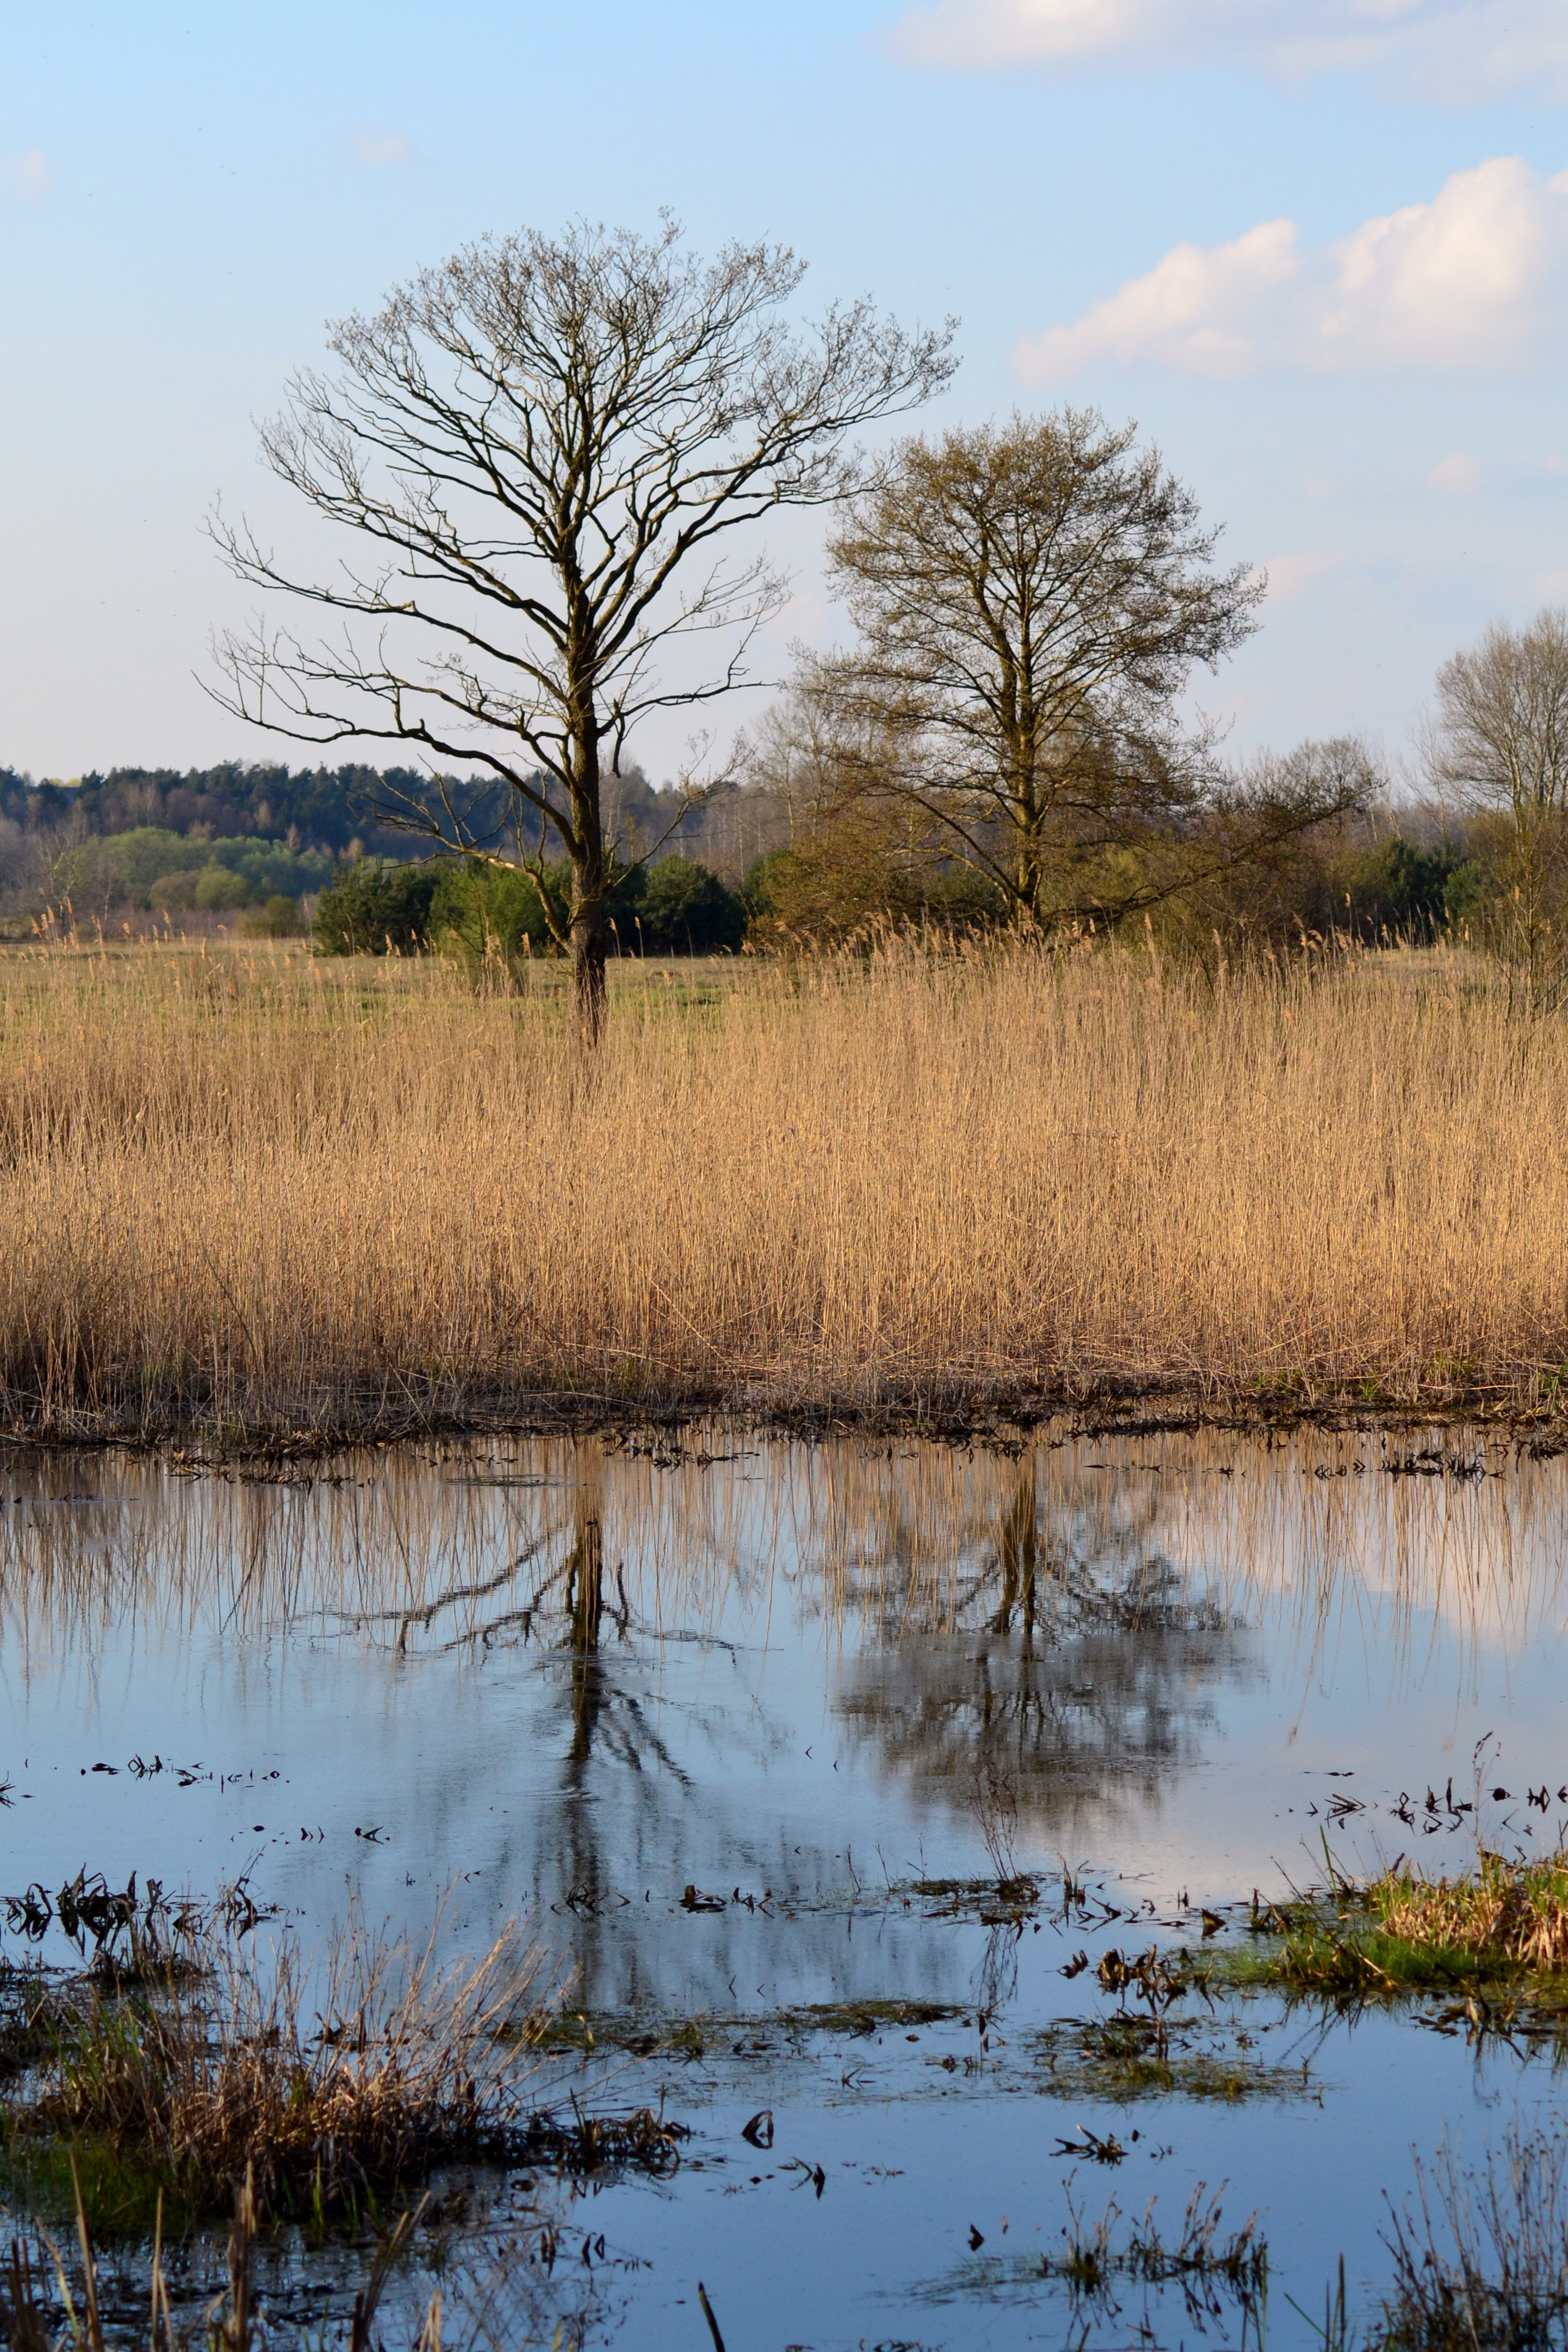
[1051,2182,1267,2316]
[0,2157,581,2351]
[1231,1851,1568,2005]
[916,2183,1269,2326]
[13,1907,551,2224]
[1368,2124,1568,2352]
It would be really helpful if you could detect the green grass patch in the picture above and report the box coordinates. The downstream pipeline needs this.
[1209,1851,1568,2014]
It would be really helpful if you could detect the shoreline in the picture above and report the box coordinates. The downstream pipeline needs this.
[0,1376,1563,1461]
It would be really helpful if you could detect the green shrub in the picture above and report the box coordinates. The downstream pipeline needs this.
[312,858,444,954]
[242,895,303,938]
[192,866,253,911]
[636,856,746,954]
[1343,837,1457,940]
[428,860,564,973]
[428,857,649,977]
[741,847,789,923]
[1444,859,1496,928]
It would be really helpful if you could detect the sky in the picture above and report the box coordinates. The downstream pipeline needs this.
[3,0,1566,785]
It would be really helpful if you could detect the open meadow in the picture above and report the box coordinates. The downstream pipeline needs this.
[5,930,1565,1440]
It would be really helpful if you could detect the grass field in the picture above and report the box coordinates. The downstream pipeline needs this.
[3,929,1566,1439]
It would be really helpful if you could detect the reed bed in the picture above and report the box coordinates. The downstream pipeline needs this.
[3,933,1566,1437]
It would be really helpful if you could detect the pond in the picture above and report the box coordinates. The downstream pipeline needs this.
[4,1423,1567,2347]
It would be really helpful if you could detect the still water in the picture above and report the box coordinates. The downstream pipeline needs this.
[3,1425,1567,2346]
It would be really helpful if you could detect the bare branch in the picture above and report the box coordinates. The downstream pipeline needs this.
[209,215,956,1040]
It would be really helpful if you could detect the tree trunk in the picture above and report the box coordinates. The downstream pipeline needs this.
[567,669,608,1052]
[566,1478,604,1777]
[572,896,608,1049]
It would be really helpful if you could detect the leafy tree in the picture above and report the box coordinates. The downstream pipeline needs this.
[192,868,252,911]
[210,217,954,1045]
[313,859,445,955]
[52,826,333,909]
[812,409,1362,929]
[52,763,448,856]
[635,856,746,954]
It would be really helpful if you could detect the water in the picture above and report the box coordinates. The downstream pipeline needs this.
[4,1424,1568,2346]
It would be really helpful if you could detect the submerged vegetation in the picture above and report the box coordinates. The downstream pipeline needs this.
[1034,2013,1316,2106]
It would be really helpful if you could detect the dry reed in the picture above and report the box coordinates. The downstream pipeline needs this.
[4,933,1566,1437]
[1375,1851,1568,1973]
[23,1908,546,2219]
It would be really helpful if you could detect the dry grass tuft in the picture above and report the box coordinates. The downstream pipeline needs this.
[1376,1852,1568,1973]
[3,933,1567,1435]
[21,1908,549,2221]
[1375,2124,1568,2352]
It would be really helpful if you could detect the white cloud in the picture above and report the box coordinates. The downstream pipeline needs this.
[1016,158,1568,378]
[886,0,1568,104]
[1262,549,1341,602]
[341,127,415,166]
[2,150,48,205]
[1429,452,1482,493]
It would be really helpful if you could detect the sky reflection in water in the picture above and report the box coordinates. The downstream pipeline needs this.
[2,1427,1566,2347]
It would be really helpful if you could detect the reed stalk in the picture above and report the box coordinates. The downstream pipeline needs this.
[0,933,1562,1435]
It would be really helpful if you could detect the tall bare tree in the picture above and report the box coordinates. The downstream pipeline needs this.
[810,407,1360,929]
[209,218,954,1040]
[1426,607,1568,1009]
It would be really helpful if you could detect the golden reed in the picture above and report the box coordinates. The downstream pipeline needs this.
[2,933,1564,1435]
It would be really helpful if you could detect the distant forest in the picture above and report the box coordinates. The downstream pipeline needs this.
[0,760,788,924]
[0,749,1489,961]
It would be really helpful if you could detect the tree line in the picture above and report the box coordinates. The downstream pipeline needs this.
[12,216,1566,1012]
[0,758,779,928]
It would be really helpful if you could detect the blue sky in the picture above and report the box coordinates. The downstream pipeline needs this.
[3,0,1565,782]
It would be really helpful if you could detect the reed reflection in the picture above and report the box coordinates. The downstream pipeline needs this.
[0,1431,1566,2009]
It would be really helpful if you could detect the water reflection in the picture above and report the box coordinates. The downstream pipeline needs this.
[832,1456,1255,1857]
[0,1429,1563,2002]
[10,1434,1568,2352]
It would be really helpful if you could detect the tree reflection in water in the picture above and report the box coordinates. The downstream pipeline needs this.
[833,1455,1258,1860]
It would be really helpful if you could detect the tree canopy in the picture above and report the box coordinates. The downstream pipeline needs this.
[808,408,1362,927]
[211,216,954,1038]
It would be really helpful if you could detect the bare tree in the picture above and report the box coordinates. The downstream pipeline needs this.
[810,407,1361,929]
[1426,608,1568,1010]
[209,218,954,1041]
